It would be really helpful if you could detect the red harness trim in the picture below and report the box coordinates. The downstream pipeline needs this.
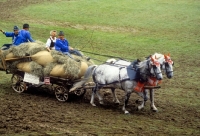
[147,77,162,86]
[134,82,145,92]
[134,77,162,92]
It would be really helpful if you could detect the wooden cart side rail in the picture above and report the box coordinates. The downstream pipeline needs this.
[1,55,7,71]
[4,56,32,61]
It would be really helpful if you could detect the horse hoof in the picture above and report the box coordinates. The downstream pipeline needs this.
[137,106,143,111]
[99,101,104,105]
[91,103,96,107]
[124,111,130,114]
[153,110,158,112]
[151,109,158,112]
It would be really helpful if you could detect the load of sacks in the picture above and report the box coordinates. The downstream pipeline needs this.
[0,41,94,80]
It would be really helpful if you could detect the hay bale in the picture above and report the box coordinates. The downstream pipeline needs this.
[43,62,57,76]
[1,41,46,58]
[0,43,95,80]
[17,61,43,77]
[9,41,46,57]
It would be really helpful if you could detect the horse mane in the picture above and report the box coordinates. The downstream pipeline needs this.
[152,53,163,59]
[137,59,148,69]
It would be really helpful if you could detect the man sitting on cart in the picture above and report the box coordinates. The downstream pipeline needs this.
[19,23,35,43]
[55,31,83,59]
[46,30,57,52]
[0,26,23,50]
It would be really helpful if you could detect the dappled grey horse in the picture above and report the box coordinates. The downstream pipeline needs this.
[108,53,174,112]
[71,56,163,114]
[139,53,174,111]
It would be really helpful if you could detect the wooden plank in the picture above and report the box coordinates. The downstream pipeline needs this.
[4,56,32,61]
[1,56,7,71]
[144,86,161,89]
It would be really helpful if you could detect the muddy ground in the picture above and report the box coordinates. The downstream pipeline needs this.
[0,73,199,136]
[0,0,199,136]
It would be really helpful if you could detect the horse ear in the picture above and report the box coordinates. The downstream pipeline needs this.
[164,54,167,59]
[155,55,158,59]
[168,53,170,56]
[150,56,154,61]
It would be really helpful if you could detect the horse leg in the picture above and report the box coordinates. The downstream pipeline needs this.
[96,89,104,105]
[122,91,131,114]
[137,101,145,111]
[137,89,148,110]
[90,84,104,105]
[90,87,97,106]
[150,89,158,112]
[111,88,120,104]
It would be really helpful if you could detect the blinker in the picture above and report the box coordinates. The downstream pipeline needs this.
[152,60,160,67]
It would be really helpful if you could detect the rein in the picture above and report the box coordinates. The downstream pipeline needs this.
[139,60,162,81]
[164,62,173,74]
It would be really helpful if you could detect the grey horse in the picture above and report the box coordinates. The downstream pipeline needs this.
[108,53,174,112]
[71,56,163,114]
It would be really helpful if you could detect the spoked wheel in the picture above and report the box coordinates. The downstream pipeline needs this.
[54,86,69,102]
[74,88,86,97]
[11,74,26,93]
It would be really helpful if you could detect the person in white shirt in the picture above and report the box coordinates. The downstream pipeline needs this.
[46,30,57,52]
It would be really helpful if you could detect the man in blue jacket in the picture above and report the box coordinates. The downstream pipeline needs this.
[20,23,35,43]
[55,31,90,60]
[0,26,23,50]
[55,31,77,58]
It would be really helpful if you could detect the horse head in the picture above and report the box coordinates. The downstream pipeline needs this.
[163,53,174,78]
[149,55,163,80]
[137,56,163,81]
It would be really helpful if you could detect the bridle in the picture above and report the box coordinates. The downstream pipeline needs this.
[163,55,174,75]
[148,59,162,79]
[139,57,162,81]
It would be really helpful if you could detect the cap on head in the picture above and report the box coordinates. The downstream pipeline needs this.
[13,26,19,30]
[23,23,29,29]
[58,31,64,36]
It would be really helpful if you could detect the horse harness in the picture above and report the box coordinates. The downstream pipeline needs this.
[93,60,140,89]
[163,56,174,75]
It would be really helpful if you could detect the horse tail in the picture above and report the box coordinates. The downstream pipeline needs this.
[69,65,97,92]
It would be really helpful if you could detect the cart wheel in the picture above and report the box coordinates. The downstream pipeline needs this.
[54,86,69,102]
[11,74,26,93]
[74,88,86,97]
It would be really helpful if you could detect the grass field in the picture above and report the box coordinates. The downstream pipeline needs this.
[0,0,200,135]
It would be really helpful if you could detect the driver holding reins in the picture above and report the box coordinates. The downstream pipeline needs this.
[0,26,23,50]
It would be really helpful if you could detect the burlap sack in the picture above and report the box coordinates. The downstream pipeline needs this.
[16,62,32,73]
[5,52,15,59]
[78,62,88,78]
[50,64,69,78]
[16,61,44,77]
[49,61,88,79]
[31,51,54,66]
